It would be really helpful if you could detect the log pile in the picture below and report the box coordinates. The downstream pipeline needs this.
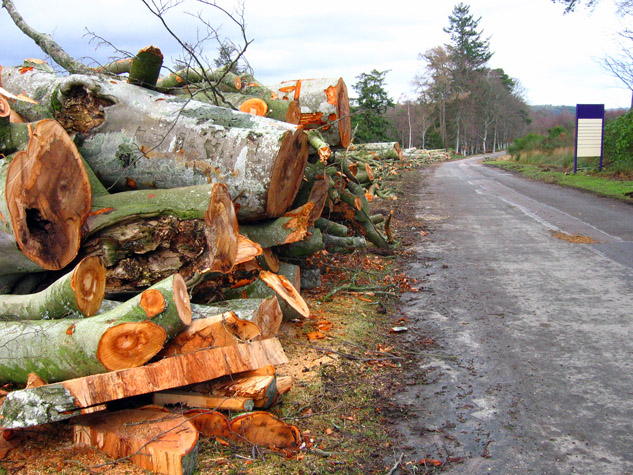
[0,39,448,474]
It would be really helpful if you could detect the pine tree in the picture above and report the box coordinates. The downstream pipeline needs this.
[351,69,396,143]
[444,3,493,73]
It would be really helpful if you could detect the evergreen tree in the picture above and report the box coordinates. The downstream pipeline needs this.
[444,2,493,73]
[351,69,396,143]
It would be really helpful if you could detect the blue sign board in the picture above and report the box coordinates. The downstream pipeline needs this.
[575,104,605,172]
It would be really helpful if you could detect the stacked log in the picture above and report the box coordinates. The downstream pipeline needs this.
[0,46,449,472]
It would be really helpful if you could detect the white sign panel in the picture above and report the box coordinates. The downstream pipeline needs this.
[576,118,604,158]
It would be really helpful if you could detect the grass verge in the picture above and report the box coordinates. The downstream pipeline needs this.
[485,159,633,203]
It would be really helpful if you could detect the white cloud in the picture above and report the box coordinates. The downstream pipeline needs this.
[0,0,630,108]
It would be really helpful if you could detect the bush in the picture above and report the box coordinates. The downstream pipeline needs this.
[604,111,633,171]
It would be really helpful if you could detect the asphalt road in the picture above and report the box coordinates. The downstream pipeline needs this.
[394,155,633,474]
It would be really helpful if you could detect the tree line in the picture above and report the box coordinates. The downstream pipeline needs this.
[350,3,530,154]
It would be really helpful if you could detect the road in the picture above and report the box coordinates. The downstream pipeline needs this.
[394,155,633,474]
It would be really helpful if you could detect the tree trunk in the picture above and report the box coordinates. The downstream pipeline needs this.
[273,78,352,148]
[0,338,287,428]
[74,407,199,475]
[350,142,404,160]
[0,256,105,319]
[82,183,239,293]
[0,119,92,275]
[0,273,190,384]
[0,68,310,220]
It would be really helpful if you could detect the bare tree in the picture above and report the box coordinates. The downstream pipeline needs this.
[602,30,633,109]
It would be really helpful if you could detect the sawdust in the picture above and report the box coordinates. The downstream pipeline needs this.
[551,230,599,244]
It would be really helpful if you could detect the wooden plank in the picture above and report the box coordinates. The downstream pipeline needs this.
[1,338,287,428]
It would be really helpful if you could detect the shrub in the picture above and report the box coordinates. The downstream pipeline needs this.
[604,111,633,171]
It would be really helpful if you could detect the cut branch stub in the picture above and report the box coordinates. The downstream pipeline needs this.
[69,255,106,317]
[5,119,91,270]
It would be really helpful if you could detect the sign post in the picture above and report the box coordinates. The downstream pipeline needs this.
[574,104,605,173]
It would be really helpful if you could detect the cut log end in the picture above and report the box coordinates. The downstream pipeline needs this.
[140,289,166,318]
[0,95,10,119]
[70,256,106,317]
[336,78,352,148]
[285,100,301,125]
[240,98,268,116]
[205,183,239,273]
[97,321,167,371]
[6,120,92,270]
[266,129,310,218]
[172,273,192,326]
[259,270,309,318]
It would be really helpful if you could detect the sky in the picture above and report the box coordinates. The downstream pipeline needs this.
[0,0,631,109]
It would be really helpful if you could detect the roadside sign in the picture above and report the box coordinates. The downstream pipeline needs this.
[575,104,605,172]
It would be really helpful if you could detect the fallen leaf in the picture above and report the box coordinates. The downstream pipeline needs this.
[306,331,326,340]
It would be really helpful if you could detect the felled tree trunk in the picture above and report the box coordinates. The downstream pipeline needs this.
[273,78,352,148]
[156,66,243,93]
[0,68,310,220]
[349,142,404,160]
[0,119,92,275]
[0,273,190,384]
[1,338,287,428]
[0,256,105,319]
[82,183,239,293]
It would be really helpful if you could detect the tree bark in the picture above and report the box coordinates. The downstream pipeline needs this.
[0,256,105,319]
[0,119,92,275]
[0,273,190,384]
[0,338,287,428]
[273,78,352,147]
[0,68,310,220]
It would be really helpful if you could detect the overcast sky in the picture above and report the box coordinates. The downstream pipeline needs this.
[1,0,631,108]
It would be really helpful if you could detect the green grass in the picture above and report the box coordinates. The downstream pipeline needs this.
[486,160,633,202]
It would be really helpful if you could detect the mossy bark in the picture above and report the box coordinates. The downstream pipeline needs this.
[0,256,105,319]
[0,273,190,384]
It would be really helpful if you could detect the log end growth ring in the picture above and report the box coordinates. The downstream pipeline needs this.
[71,256,106,317]
[6,120,92,270]
[97,321,167,371]
[266,129,309,218]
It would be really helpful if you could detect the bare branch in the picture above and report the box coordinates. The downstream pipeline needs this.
[1,0,92,74]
